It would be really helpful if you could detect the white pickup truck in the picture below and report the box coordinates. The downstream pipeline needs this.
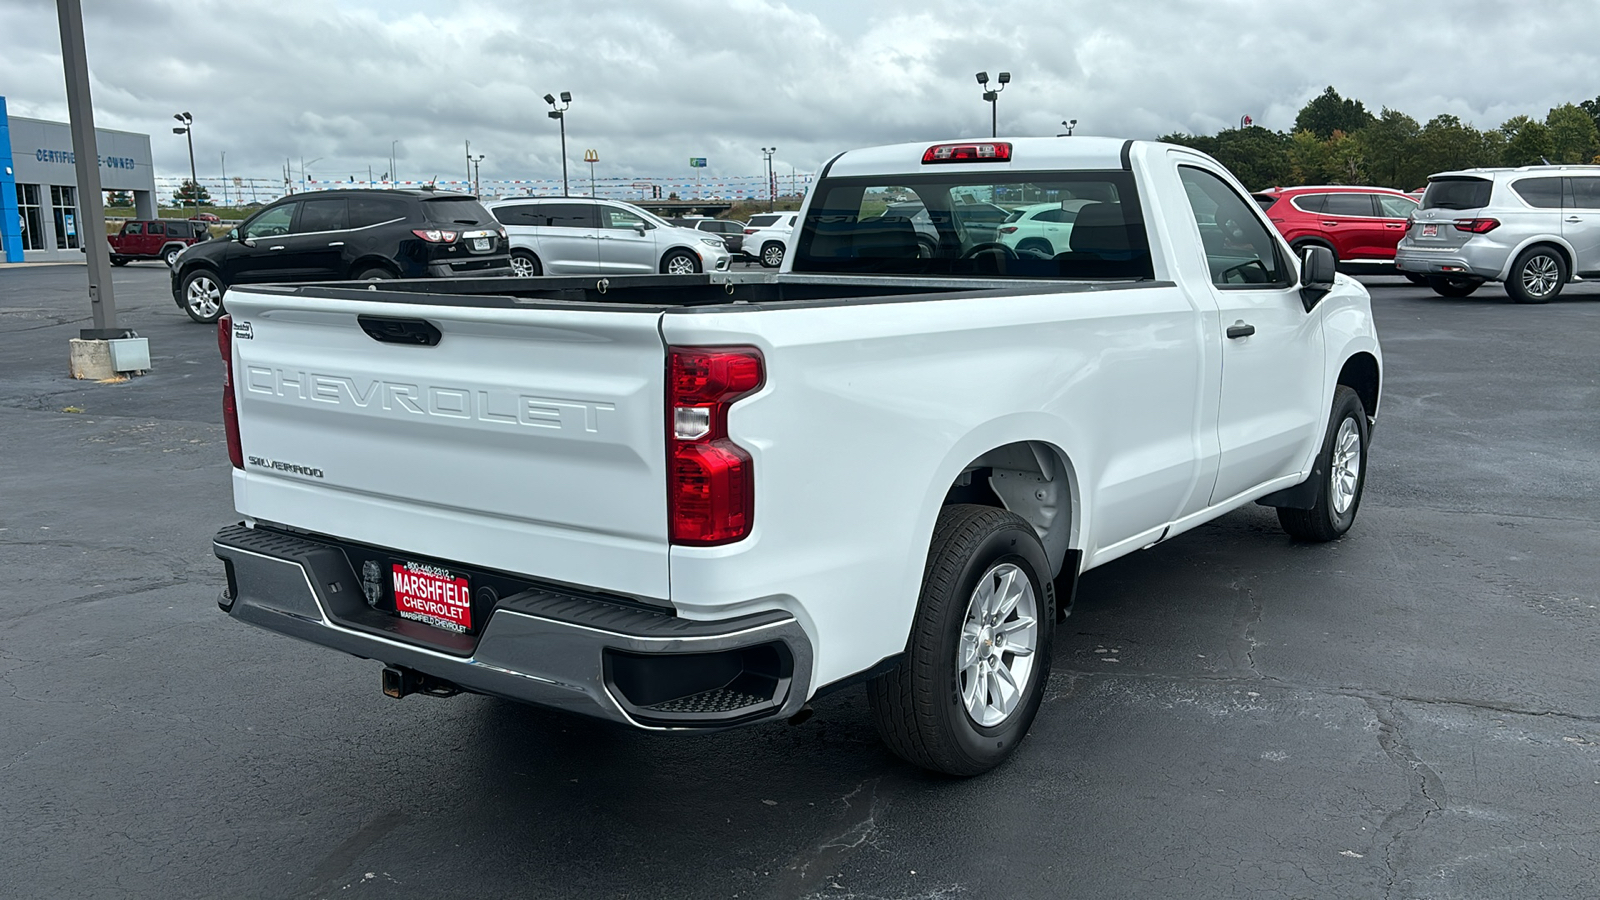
[212,137,1381,775]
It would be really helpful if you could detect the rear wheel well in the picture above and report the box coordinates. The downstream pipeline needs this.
[941,441,1074,578]
[1520,241,1572,275]
[1338,352,1380,419]
[349,258,399,279]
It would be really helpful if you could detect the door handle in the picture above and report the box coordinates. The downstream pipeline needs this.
[328,241,345,246]
[1226,321,1256,339]
[1321,221,1339,227]
[1384,223,1405,229]
[1567,216,1582,223]
[268,245,286,251]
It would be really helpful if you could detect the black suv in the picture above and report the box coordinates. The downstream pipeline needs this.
[170,189,510,323]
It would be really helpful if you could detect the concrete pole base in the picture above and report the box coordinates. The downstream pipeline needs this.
[69,338,117,380]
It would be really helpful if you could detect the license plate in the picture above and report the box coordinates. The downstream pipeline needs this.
[471,238,490,251]
[391,561,472,633]
[1422,224,1439,237]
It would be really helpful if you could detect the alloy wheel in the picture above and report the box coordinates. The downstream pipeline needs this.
[1330,417,1362,515]
[186,276,222,319]
[957,562,1039,728]
[510,255,537,277]
[665,254,697,275]
[1521,254,1560,298]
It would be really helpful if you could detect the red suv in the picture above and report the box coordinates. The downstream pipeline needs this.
[108,219,211,268]
[1253,186,1421,281]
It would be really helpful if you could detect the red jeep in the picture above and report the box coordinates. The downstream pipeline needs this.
[1252,185,1421,281]
[108,219,210,267]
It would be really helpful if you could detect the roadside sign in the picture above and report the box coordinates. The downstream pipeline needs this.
[690,158,707,167]
[583,149,598,163]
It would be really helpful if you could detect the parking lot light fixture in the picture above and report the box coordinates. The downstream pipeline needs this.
[172,111,198,216]
[975,71,1010,138]
[545,92,572,197]
[761,147,777,212]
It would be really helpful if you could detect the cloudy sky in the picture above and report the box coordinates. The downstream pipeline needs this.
[3,0,1599,188]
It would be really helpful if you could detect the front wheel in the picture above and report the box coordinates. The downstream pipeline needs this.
[661,249,701,275]
[164,246,183,268]
[1277,386,1369,542]
[110,256,129,267]
[1505,246,1566,303]
[868,504,1055,776]
[180,270,226,324]
[760,241,785,268]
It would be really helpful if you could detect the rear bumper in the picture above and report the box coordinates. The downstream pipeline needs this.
[1395,244,1508,281]
[212,524,813,730]
[426,256,512,277]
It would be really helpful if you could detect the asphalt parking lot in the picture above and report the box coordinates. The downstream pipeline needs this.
[2,262,1597,900]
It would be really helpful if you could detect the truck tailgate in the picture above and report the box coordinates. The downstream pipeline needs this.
[224,288,670,600]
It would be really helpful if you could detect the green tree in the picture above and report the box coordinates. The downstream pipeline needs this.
[1325,131,1365,184]
[1579,96,1600,134]
[1501,117,1552,166]
[1357,108,1422,189]
[1293,86,1376,140]
[172,180,211,205]
[1287,129,1334,184]
[1414,115,1498,181]
[1209,126,1293,190]
[1157,132,1220,156]
[1544,103,1600,164]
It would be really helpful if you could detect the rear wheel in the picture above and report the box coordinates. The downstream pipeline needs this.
[1505,246,1566,303]
[1427,275,1482,298]
[1277,386,1368,542]
[760,241,785,268]
[354,266,395,281]
[1403,272,1429,286]
[110,256,129,267]
[915,236,938,258]
[509,249,542,277]
[180,270,225,323]
[868,504,1055,776]
[661,249,701,275]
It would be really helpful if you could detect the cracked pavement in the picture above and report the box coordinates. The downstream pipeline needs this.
[2,264,1598,899]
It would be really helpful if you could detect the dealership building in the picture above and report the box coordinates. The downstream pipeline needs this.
[1,95,157,263]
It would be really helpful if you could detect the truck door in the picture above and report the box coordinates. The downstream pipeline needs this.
[1175,165,1325,504]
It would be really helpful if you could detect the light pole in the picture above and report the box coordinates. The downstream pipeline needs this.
[544,91,572,196]
[220,151,228,206]
[584,149,598,197]
[464,139,472,188]
[300,156,322,194]
[469,153,485,197]
[1058,118,1077,137]
[172,111,197,214]
[390,139,399,185]
[974,71,1011,138]
[761,147,777,212]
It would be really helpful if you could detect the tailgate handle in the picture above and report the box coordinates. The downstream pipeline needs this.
[358,315,441,347]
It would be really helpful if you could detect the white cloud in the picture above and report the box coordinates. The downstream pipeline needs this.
[1,0,1597,187]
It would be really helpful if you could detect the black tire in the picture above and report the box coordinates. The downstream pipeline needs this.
[1403,272,1429,286]
[510,249,542,277]
[354,266,395,281]
[661,249,701,275]
[163,246,183,268]
[1016,238,1054,256]
[760,241,784,268]
[110,256,129,267]
[868,504,1056,776]
[1426,275,1482,298]
[1504,245,1566,304]
[179,269,226,324]
[915,236,938,258]
[1277,386,1369,542]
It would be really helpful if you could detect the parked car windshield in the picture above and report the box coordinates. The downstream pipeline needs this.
[1422,177,1492,210]
[791,171,1152,279]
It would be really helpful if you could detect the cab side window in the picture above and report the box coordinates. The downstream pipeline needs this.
[148,221,166,236]
[295,197,349,233]
[1377,194,1418,218]
[1179,166,1287,287]
[242,203,296,240]
[349,195,409,228]
[601,207,650,230]
[1567,177,1600,210]
[1321,193,1376,217]
[124,221,143,235]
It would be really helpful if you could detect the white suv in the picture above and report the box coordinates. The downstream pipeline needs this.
[742,212,798,267]
[487,198,732,277]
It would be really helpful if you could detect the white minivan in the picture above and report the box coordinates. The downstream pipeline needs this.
[487,197,733,276]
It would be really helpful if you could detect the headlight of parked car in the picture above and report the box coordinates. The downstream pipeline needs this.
[700,237,725,248]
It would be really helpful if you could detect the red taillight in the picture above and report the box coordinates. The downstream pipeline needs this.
[743,228,758,234]
[667,346,763,545]
[217,314,243,469]
[922,142,1013,164]
[411,228,459,243]
[1453,218,1500,234]
[999,225,1018,234]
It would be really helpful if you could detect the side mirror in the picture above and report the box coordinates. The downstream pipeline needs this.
[1299,244,1336,311]
[634,224,648,236]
